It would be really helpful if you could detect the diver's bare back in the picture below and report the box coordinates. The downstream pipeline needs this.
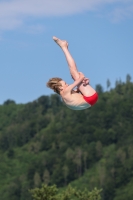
[61,92,90,110]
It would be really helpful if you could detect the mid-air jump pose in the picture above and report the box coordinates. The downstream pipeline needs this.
[47,36,98,110]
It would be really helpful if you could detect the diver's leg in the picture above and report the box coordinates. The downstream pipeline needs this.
[53,36,95,96]
[53,36,80,80]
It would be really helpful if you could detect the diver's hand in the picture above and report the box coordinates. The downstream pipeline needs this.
[82,77,89,86]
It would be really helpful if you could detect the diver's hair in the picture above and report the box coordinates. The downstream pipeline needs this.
[46,77,62,94]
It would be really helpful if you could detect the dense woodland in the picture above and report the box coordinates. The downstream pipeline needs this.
[0,74,133,200]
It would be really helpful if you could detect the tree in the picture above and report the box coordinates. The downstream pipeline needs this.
[74,147,82,177]
[62,165,69,185]
[106,79,111,91]
[83,151,88,172]
[34,172,41,187]
[116,148,126,165]
[29,184,102,200]
[96,141,103,158]
[7,148,15,158]
[126,74,131,83]
[7,179,21,200]
[37,95,50,114]
[29,184,58,200]
[97,161,106,187]
[115,79,123,94]
[95,84,104,94]
[43,169,50,185]
[115,79,122,87]
[50,94,62,113]
[3,99,16,105]
[66,148,74,160]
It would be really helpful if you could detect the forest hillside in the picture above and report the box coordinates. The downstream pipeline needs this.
[0,76,133,200]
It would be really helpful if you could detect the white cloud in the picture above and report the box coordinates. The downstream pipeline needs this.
[26,25,46,34]
[109,4,133,22]
[0,0,133,31]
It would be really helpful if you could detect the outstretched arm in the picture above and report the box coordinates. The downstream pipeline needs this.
[63,72,85,95]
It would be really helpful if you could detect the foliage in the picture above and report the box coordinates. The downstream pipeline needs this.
[29,184,102,200]
[0,76,133,200]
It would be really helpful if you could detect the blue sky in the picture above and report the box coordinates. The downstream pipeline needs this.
[0,0,133,104]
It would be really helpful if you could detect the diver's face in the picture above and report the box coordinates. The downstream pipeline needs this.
[59,80,69,91]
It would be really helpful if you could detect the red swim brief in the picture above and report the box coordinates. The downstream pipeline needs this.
[83,92,98,106]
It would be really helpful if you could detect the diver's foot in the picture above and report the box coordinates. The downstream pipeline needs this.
[53,36,68,48]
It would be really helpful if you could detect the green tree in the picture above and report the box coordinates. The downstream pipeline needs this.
[43,169,50,185]
[106,79,111,91]
[126,74,131,83]
[62,165,69,185]
[95,84,103,94]
[83,151,88,172]
[74,147,82,177]
[34,172,41,188]
[29,184,102,200]
[3,99,16,105]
